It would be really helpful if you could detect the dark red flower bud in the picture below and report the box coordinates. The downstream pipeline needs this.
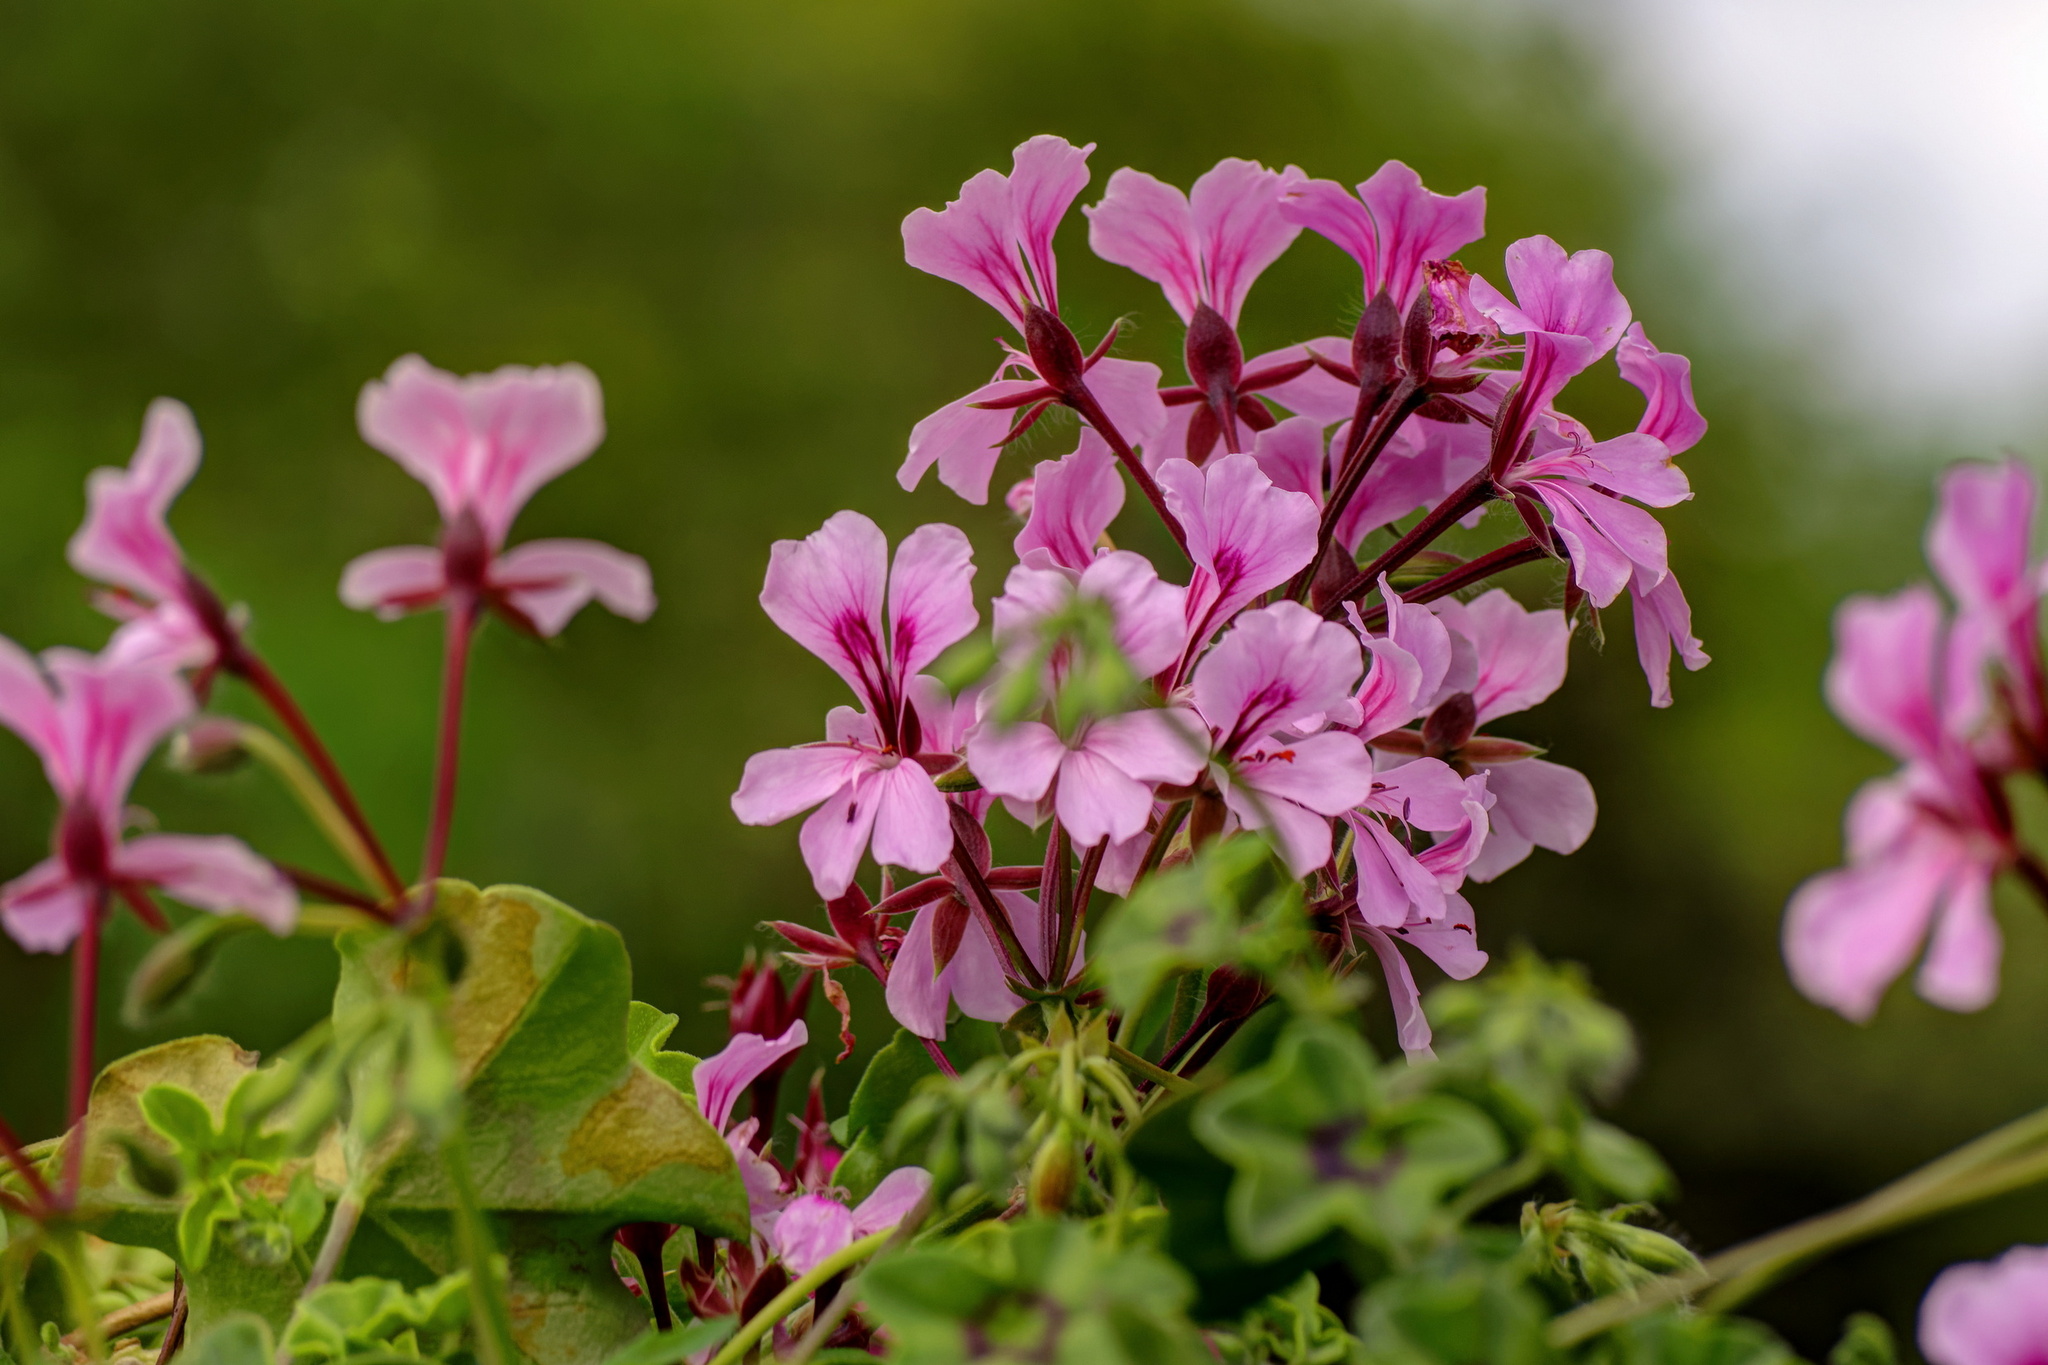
[1023,303,1089,396]
[1422,692,1479,757]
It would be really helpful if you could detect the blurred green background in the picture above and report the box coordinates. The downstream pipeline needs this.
[0,0,2040,1349]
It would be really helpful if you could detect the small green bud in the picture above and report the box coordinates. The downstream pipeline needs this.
[1028,1129,1080,1215]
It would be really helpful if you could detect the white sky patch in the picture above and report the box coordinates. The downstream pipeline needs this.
[1551,0,2048,443]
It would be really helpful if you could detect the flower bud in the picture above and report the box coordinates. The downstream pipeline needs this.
[1028,1128,1080,1215]
[168,717,251,775]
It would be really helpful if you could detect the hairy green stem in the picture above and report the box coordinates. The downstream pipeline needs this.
[1107,1041,1197,1096]
[442,1133,517,1365]
[707,1229,893,1365]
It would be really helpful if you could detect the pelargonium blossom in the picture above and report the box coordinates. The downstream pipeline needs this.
[340,356,655,636]
[67,399,231,672]
[1469,235,1633,469]
[885,874,1077,1042]
[1919,1244,2048,1365]
[1189,602,1376,876]
[771,1168,934,1276]
[1012,432,1124,574]
[692,1021,813,1237]
[732,512,978,899]
[1156,452,1319,669]
[899,136,1166,503]
[1786,586,2020,1020]
[0,642,295,952]
[1928,458,2047,758]
[1085,157,1312,465]
[1278,160,1487,315]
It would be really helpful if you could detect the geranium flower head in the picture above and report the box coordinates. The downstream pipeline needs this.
[1085,157,1299,327]
[1920,1244,2048,1365]
[1278,160,1486,312]
[341,356,655,637]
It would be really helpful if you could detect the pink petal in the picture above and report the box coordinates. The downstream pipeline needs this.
[1015,432,1123,573]
[863,761,954,876]
[1469,236,1631,412]
[491,538,654,636]
[1617,324,1706,456]
[1053,744,1161,848]
[1249,339,1360,424]
[1916,865,2002,1013]
[851,1166,934,1236]
[1824,587,1947,764]
[1919,1245,2048,1365]
[0,637,64,776]
[0,858,92,954]
[1083,708,1207,785]
[1476,759,1595,872]
[1159,454,1319,648]
[1009,136,1094,316]
[1630,567,1709,709]
[1354,161,1487,311]
[1249,416,1326,503]
[1081,356,1169,460]
[1430,590,1569,723]
[904,169,1037,330]
[1358,927,1434,1058]
[1226,789,1335,877]
[115,834,297,934]
[1080,552,1188,678]
[1366,755,1479,831]
[104,602,218,672]
[1521,431,1690,509]
[1526,481,1666,609]
[1191,602,1362,743]
[885,894,1028,1038]
[694,1021,809,1133]
[339,546,448,619]
[67,398,199,603]
[357,356,605,546]
[42,649,193,813]
[798,779,882,900]
[1349,817,1446,928]
[900,374,1046,505]
[1085,167,1203,322]
[1784,832,1953,1023]
[1236,730,1376,815]
[732,743,868,827]
[761,511,891,707]
[1929,458,2037,616]
[1189,158,1301,326]
[772,1194,855,1276]
[966,720,1066,803]
[1400,893,1489,980]
[887,524,979,680]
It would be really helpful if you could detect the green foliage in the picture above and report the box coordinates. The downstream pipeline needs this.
[136,1070,321,1272]
[1352,1236,1557,1365]
[595,1316,737,1365]
[1519,1202,1701,1300]
[1827,1314,1896,1365]
[280,1270,473,1361]
[859,1218,1210,1364]
[1207,1276,1361,1365]
[1194,1014,1505,1260]
[836,1023,1000,1203]
[184,1314,279,1365]
[1584,1311,1804,1365]
[1089,838,1306,1018]
[625,1002,699,1097]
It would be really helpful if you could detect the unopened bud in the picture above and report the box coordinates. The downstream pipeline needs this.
[1023,303,1088,395]
[1350,289,1402,408]
[169,717,250,775]
[1422,693,1478,756]
[1183,303,1244,394]
[1028,1128,1080,1214]
[122,913,255,1028]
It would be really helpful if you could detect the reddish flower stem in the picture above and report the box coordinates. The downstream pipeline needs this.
[1319,471,1499,617]
[0,1110,56,1216]
[948,826,1047,992]
[1064,385,1188,555]
[1346,536,1549,629]
[1309,381,1427,570]
[277,863,388,914]
[1037,821,1068,974]
[64,891,106,1204]
[234,649,406,901]
[417,592,481,907]
[919,1037,960,1079]
[1054,838,1104,989]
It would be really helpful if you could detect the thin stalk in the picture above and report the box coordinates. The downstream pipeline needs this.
[784,1191,934,1365]
[1349,537,1549,630]
[235,723,391,901]
[1054,839,1105,987]
[1301,382,1428,592]
[278,864,386,915]
[1064,386,1188,554]
[235,651,404,900]
[950,830,1047,991]
[0,1111,55,1216]
[1037,822,1068,976]
[152,1276,187,1365]
[1434,1150,1544,1235]
[1548,1101,2048,1346]
[443,1132,517,1365]
[918,1037,960,1080]
[64,892,107,1205]
[1319,472,1498,617]
[49,1232,105,1363]
[706,1228,893,1365]
[62,1287,177,1353]
[418,593,480,902]
[1107,1042,1197,1096]
[303,1179,369,1294]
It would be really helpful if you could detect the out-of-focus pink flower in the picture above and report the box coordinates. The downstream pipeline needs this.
[1470,236,1632,466]
[340,357,655,636]
[733,513,978,899]
[1787,587,2016,1020]
[900,137,1167,502]
[0,642,295,952]
[886,883,1076,1040]
[1086,158,1299,329]
[694,1022,810,1234]
[67,399,227,671]
[1920,1244,2048,1365]
[771,1167,934,1276]
[1157,453,1319,665]
[1928,459,2046,753]
[1190,603,1376,876]
[1278,161,1486,313]
[1014,432,1125,573]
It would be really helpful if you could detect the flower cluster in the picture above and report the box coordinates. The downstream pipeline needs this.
[736,135,1706,1054]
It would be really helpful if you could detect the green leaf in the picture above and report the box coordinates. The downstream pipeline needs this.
[177,1181,238,1271]
[1354,1239,1554,1365]
[1088,838,1296,1017]
[1569,1120,1673,1203]
[123,914,260,1029]
[626,1002,699,1096]
[1829,1314,1896,1365]
[838,1023,999,1202]
[597,1315,737,1365]
[184,1314,277,1365]
[282,1168,326,1247]
[139,1084,220,1160]
[1589,1310,1803,1365]
[1194,1015,1505,1259]
[1424,952,1637,1131]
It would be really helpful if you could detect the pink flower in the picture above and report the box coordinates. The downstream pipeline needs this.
[732,513,978,899]
[1156,453,1319,667]
[1927,459,2045,753]
[1616,323,1707,457]
[900,136,1166,503]
[1469,236,1632,467]
[1249,413,1489,558]
[0,642,294,952]
[693,1022,812,1234]
[1013,432,1125,574]
[770,1167,934,1276]
[1356,894,1488,1061]
[1190,603,1377,876]
[1787,587,2018,1021]
[1629,567,1710,710]
[1347,758,1492,931]
[67,399,228,671]
[1920,1244,2048,1365]
[340,356,655,636]
[1086,158,1305,464]
[886,883,1074,1041]
[1278,161,1487,313]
